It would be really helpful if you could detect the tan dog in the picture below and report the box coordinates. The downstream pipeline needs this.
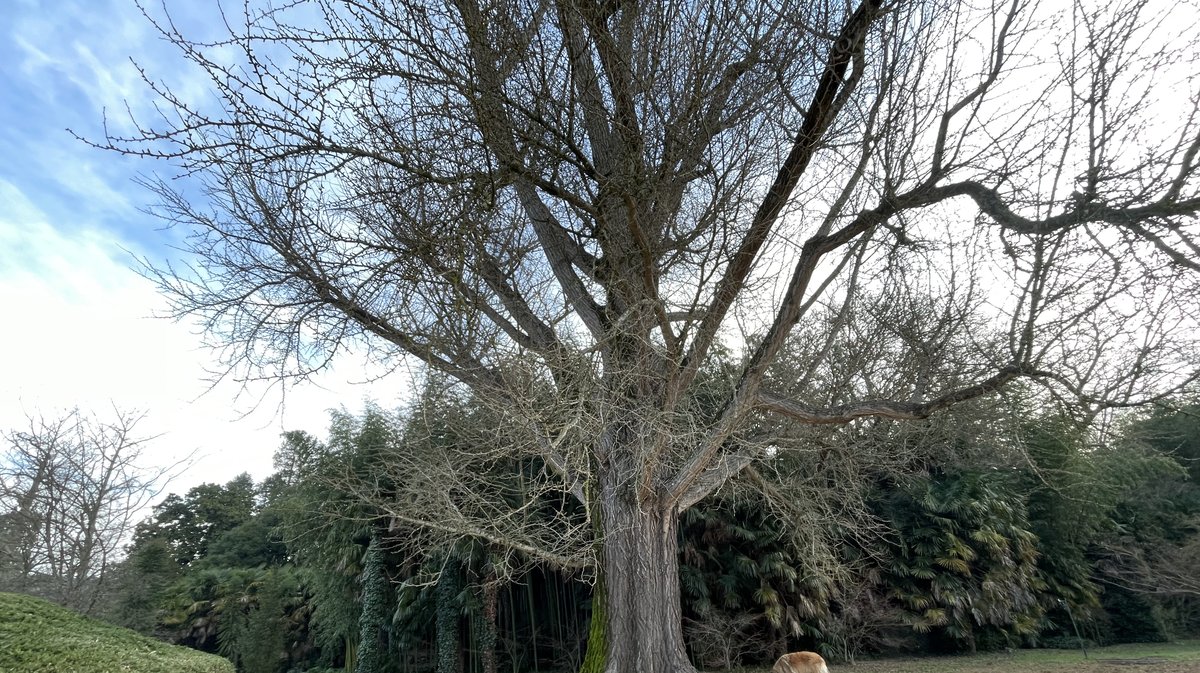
[771,651,829,673]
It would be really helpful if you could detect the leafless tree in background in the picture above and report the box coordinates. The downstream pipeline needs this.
[96,0,1200,669]
[1099,533,1200,599]
[0,408,167,614]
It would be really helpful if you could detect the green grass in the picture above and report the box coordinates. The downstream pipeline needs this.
[0,592,234,673]
[736,642,1200,673]
[770,641,1200,673]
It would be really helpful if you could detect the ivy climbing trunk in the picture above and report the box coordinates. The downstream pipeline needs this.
[436,563,462,673]
[355,537,386,673]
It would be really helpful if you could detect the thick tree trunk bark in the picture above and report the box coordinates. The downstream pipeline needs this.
[593,485,695,673]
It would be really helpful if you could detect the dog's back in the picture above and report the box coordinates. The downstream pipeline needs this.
[771,651,829,673]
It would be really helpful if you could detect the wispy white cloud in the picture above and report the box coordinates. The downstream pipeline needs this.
[11,1,157,130]
[1,1,418,499]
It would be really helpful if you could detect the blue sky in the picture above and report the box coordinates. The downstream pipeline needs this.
[0,0,410,494]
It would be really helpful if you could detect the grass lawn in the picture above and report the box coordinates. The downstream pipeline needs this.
[775,642,1200,673]
[0,592,234,673]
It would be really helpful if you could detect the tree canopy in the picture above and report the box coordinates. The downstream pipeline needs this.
[98,0,1200,670]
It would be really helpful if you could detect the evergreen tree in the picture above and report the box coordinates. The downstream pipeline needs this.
[114,536,180,633]
[1015,414,1112,639]
[244,572,291,673]
[279,409,391,667]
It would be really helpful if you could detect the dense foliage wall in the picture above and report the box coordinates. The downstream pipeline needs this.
[94,398,1200,673]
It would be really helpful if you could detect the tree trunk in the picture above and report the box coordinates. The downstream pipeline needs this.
[479,565,498,673]
[593,484,695,673]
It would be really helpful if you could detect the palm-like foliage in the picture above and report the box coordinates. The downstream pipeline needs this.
[157,566,310,671]
[160,567,263,650]
[680,497,835,664]
[881,471,1044,651]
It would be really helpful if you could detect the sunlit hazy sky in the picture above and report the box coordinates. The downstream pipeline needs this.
[0,0,411,496]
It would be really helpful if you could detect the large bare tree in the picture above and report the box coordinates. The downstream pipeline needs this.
[100,0,1200,669]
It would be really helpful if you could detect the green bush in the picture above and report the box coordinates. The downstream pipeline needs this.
[1098,585,1171,644]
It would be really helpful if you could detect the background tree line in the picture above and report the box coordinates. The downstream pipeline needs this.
[64,387,1197,673]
